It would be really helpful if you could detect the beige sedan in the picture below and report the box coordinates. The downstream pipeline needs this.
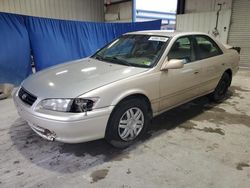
[13,31,239,148]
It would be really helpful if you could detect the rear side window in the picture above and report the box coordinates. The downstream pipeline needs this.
[195,35,223,60]
[168,37,195,63]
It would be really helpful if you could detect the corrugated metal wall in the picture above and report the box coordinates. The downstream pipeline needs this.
[176,10,231,44]
[177,12,217,32]
[0,0,104,22]
[228,0,250,67]
[105,1,132,22]
[185,0,232,13]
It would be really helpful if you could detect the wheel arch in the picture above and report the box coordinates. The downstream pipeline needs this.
[105,92,153,145]
[112,92,153,118]
[225,68,233,86]
[107,91,153,132]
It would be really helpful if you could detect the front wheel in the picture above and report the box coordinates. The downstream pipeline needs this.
[105,98,150,148]
[209,72,231,102]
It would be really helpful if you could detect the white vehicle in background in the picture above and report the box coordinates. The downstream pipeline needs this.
[13,31,239,148]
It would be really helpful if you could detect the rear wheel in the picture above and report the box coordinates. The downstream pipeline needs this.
[209,72,231,102]
[105,98,150,148]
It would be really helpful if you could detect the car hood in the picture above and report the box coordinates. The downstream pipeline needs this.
[22,58,148,98]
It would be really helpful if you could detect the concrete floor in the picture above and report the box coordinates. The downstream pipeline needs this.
[0,69,250,188]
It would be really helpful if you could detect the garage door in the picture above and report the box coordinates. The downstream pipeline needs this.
[228,0,250,67]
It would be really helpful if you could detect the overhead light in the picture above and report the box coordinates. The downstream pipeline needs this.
[123,69,131,74]
[81,67,97,72]
[56,70,68,75]
[48,82,54,87]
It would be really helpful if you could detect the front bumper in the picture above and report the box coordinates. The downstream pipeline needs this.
[13,89,114,143]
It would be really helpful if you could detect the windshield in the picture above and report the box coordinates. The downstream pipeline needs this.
[92,35,169,68]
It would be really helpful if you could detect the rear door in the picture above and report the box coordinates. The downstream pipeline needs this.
[193,35,225,94]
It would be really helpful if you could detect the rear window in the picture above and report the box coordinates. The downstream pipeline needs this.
[195,36,223,60]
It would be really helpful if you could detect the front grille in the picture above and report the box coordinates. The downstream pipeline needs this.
[18,87,37,106]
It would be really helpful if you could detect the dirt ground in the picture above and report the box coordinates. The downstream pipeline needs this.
[0,69,249,188]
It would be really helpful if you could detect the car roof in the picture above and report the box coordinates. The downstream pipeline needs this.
[125,30,208,38]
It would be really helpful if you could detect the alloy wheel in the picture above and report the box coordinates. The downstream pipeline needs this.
[118,107,144,141]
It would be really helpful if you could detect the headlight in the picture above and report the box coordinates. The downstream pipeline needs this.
[40,99,73,112]
[39,98,99,112]
[70,98,99,113]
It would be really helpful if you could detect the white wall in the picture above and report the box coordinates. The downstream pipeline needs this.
[105,1,132,22]
[176,10,231,43]
[185,0,232,13]
[176,0,233,44]
[0,0,104,22]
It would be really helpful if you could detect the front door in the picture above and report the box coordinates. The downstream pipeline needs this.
[159,36,203,112]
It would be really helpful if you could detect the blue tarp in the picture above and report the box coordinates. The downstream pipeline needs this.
[0,12,161,85]
[25,17,162,71]
[0,13,32,85]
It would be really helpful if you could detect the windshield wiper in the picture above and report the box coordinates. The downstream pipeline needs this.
[93,55,131,66]
[104,56,131,66]
[94,54,104,61]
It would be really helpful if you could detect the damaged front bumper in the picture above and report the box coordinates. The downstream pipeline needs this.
[13,89,114,143]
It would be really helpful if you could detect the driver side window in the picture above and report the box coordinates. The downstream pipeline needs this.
[168,37,195,63]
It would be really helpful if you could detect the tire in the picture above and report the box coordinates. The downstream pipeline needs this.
[209,72,231,102]
[105,98,151,148]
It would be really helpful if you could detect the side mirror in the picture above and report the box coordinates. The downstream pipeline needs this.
[161,59,185,71]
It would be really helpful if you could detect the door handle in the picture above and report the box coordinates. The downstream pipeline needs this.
[194,71,199,74]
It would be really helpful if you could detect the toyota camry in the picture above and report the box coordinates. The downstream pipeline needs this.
[13,31,240,148]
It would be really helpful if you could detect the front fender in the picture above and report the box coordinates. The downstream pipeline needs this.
[110,88,149,106]
[79,72,161,114]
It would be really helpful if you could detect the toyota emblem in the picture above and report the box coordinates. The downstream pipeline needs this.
[22,93,28,100]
